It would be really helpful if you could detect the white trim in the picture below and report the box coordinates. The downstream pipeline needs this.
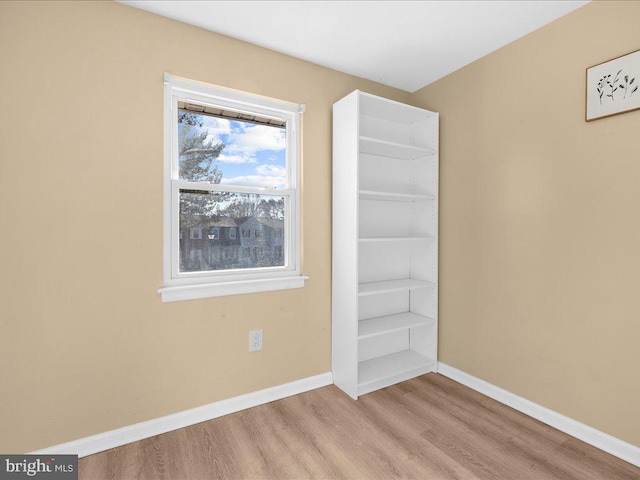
[167,74,302,117]
[159,275,309,302]
[161,73,305,301]
[173,180,294,197]
[31,372,332,458]
[438,362,640,468]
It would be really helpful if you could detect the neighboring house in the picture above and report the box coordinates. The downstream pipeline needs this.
[180,215,284,271]
[239,216,284,268]
[180,217,240,271]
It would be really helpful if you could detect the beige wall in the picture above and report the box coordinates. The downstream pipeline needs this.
[412,1,640,447]
[0,1,409,452]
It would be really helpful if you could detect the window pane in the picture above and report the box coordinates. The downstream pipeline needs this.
[179,190,286,273]
[178,109,286,188]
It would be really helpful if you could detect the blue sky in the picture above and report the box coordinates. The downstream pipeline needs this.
[198,115,287,189]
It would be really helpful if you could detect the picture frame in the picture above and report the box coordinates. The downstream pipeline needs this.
[586,48,640,121]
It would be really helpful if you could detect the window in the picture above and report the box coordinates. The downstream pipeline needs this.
[190,227,202,240]
[159,74,308,302]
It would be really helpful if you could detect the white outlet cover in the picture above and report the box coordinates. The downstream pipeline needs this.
[249,330,263,352]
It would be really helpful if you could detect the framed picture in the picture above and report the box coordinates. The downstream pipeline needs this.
[586,49,640,121]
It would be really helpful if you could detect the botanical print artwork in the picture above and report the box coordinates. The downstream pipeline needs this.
[586,49,640,121]
[596,71,637,105]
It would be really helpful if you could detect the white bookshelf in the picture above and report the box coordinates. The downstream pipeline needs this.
[358,190,435,202]
[358,312,436,339]
[358,279,435,296]
[358,351,437,397]
[359,136,436,159]
[332,90,439,399]
[359,236,433,243]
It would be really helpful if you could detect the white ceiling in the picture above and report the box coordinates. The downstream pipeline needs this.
[120,0,589,93]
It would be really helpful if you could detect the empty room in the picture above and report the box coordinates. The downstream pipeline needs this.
[1,1,639,479]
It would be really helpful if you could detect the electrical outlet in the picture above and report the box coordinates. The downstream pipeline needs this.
[249,329,263,352]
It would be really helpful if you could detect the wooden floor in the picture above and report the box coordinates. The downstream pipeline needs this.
[79,373,640,480]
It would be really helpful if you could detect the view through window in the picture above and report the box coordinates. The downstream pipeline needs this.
[177,109,287,273]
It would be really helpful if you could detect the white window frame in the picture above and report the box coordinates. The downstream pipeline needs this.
[158,74,308,302]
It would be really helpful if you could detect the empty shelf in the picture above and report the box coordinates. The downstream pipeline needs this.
[358,350,436,396]
[359,312,435,339]
[359,236,433,243]
[358,279,435,296]
[360,136,435,160]
[359,190,435,202]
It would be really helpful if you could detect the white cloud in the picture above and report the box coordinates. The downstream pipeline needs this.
[217,153,257,164]
[220,175,286,189]
[225,124,286,154]
[255,164,286,176]
[202,117,231,137]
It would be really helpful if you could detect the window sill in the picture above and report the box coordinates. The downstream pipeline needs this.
[158,275,309,302]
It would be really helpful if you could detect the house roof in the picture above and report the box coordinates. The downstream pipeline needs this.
[182,215,284,228]
[208,217,238,228]
[238,217,284,229]
[181,215,238,228]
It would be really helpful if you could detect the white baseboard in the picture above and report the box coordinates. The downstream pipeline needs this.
[31,372,333,458]
[437,362,640,468]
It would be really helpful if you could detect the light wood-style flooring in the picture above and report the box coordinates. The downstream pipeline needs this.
[79,373,640,479]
